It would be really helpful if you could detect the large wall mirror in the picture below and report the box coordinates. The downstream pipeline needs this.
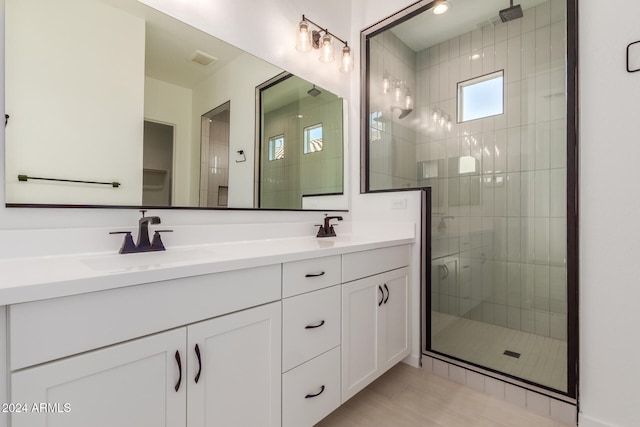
[5,0,346,210]
[362,0,577,396]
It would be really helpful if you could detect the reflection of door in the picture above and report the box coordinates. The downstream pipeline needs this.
[200,102,230,208]
[142,121,174,206]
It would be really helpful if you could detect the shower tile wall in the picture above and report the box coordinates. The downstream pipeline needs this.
[368,31,418,190]
[261,97,343,209]
[425,0,567,340]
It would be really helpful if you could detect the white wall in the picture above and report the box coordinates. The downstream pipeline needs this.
[144,77,194,205]
[5,0,145,205]
[578,0,640,426]
[192,53,282,208]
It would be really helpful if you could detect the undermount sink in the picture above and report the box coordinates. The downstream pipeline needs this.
[81,248,216,272]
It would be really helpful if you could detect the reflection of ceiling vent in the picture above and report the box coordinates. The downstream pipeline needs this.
[190,50,218,67]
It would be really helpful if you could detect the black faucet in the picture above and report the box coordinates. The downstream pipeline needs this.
[316,214,343,238]
[136,210,161,250]
[110,210,172,254]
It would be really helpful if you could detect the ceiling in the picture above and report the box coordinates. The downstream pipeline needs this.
[390,0,550,52]
[100,0,244,89]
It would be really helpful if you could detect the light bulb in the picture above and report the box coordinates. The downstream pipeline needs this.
[394,82,402,103]
[339,45,354,72]
[295,20,312,53]
[432,109,441,122]
[383,75,390,93]
[405,92,413,110]
[319,34,335,63]
[433,1,449,15]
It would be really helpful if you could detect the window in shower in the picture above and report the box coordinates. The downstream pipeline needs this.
[458,71,504,122]
[361,0,578,398]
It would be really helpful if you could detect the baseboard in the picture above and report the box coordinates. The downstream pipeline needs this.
[578,413,616,427]
[403,352,421,368]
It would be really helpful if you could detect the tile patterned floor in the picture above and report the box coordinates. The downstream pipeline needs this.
[431,312,567,392]
[316,363,573,427]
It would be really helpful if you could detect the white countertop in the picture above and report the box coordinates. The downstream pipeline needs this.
[0,232,414,305]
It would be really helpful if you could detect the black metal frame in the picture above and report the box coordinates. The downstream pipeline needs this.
[360,0,579,399]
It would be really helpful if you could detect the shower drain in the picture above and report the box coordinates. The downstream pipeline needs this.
[503,350,521,359]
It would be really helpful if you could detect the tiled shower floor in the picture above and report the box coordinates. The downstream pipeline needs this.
[431,312,567,392]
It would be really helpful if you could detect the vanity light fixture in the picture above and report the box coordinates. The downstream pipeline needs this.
[432,107,452,131]
[383,71,413,111]
[296,15,353,72]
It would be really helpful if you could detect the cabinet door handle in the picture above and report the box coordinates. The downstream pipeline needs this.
[383,284,390,304]
[305,320,325,329]
[305,271,326,278]
[305,385,326,399]
[174,350,182,392]
[378,286,384,306]
[194,344,202,384]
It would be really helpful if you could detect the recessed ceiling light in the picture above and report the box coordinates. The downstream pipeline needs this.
[433,1,449,15]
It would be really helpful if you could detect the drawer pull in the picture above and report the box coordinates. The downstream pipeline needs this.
[383,284,390,304]
[305,320,326,329]
[305,385,326,399]
[174,350,182,392]
[305,271,326,278]
[194,344,202,384]
[378,285,384,306]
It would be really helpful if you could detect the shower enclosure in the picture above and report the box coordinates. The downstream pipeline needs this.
[362,0,577,397]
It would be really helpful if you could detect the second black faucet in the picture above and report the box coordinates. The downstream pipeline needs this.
[110,210,173,254]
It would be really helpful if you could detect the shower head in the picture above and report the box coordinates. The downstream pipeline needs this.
[499,0,523,22]
[391,106,414,119]
[307,85,321,97]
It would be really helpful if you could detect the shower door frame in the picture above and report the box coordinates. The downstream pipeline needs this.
[359,0,579,399]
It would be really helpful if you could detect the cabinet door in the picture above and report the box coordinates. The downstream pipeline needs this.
[379,267,410,370]
[341,275,380,402]
[11,328,187,427]
[187,302,281,427]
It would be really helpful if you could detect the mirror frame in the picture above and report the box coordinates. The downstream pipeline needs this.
[4,1,348,213]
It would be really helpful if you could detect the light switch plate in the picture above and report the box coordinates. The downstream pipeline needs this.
[627,40,640,73]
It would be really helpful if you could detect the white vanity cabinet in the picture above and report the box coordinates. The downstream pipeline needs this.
[8,265,282,427]
[187,302,281,427]
[11,328,188,427]
[341,246,411,402]
[281,257,342,427]
[2,240,414,427]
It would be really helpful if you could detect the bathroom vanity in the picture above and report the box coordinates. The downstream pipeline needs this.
[0,233,413,427]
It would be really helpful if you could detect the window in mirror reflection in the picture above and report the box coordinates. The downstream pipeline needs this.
[457,71,504,123]
[303,124,323,154]
[268,135,285,161]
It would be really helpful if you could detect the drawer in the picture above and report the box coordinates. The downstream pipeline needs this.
[283,255,341,298]
[282,347,341,427]
[9,265,281,371]
[342,245,410,283]
[282,285,340,372]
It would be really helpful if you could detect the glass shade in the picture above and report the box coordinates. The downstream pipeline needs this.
[319,34,335,63]
[295,20,312,53]
[339,46,354,72]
